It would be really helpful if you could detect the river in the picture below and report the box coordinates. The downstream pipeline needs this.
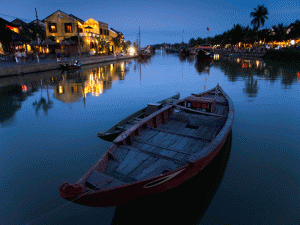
[0,51,299,224]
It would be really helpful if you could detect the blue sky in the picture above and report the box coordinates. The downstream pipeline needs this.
[1,0,299,46]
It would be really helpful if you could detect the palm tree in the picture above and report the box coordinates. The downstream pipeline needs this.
[250,5,269,31]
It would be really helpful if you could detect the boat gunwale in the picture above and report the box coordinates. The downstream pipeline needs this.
[187,86,234,163]
[97,93,180,139]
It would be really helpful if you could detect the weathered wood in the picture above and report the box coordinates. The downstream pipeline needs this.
[103,179,126,189]
[116,148,149,176]
[87,170,114,189]
[215,105,228,116]
[133,129,159,142]
[128,156,159,180]
[133,141,192,156]
[135,158,179,180]
[174,105,227,118]
[153,127,213,142]
[120,145,190,165]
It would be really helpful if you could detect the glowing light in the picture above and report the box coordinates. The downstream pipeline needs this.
[291,40,295,45]
[22,85,27,92]
[59,86,63,94]
[256,60,260,68]
[213,54,219,60]
[129,47,136,55]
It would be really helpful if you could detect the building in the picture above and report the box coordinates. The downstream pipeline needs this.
[0,17,29,54]
[109,28,125,54]
[43,10,112,55]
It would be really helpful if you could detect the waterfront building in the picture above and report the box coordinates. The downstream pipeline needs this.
[43,10,115,55]
[0,17,32,54]
[109,28,125,54]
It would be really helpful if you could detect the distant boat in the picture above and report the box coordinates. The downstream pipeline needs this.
[59,61,81,70]
[179,48,188,56]
[196,50,212,62]
[59,85,234,207]
[97,93,181,142]
[138,49,152,58]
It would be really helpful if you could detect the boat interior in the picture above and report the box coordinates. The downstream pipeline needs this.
[85,89,229,191]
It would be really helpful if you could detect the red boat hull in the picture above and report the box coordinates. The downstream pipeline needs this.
[59,85,234,207]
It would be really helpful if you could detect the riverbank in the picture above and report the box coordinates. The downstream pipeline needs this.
[0,55,137,77]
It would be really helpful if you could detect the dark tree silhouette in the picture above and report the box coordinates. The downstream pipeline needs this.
[250,5,269,31]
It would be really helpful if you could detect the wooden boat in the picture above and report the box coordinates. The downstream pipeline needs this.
[138,49,152,59]
[97,94,180,142]
[59,85,234,207]
[59,63,81,70]
[196,50,213,62]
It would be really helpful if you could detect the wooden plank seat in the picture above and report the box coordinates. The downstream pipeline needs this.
[174,105,227,118]
[151,127,214,142]
[169,111,227,128]
[86,170,125,190]
[133,139,194,156]
[120,145,190,165]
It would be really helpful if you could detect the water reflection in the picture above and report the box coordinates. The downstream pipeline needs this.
[33,84,53,116]
[0,85,37,126]
[213,56,300,98]
[0,61,131,125]
[112,132,232,225]
[195,61,213,75]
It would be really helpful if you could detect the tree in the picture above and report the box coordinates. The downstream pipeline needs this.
[250,5,269,31]
[112,33,123,49]
[271,23,286,42]
[123,40,131,52]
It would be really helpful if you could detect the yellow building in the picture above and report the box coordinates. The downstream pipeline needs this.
[109,28,125,54]
[43,10,111,54]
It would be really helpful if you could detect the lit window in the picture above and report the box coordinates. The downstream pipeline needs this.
[65,23,72,33]
[49,23,57,33]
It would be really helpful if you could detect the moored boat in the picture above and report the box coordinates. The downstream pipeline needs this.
[97,93,180,142]
[59,84,234,207]
[196,50,213,62]
[59,61,81,70]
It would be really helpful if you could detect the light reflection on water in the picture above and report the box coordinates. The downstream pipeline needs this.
[0,53,300,224]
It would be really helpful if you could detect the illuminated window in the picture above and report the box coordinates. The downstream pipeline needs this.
[6,25,19,33]
[48,23,57,33]
[65,23,72,33]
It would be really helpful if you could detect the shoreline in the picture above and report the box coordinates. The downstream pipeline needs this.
[0,55,137,77]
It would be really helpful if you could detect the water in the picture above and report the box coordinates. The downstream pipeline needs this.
[0,52,300,224]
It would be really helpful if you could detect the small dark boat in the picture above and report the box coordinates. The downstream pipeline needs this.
[59,85,234,207]
[59,61,81,70]
[97,94,180,142]
[196,50,212,62]
[179,48,188,56]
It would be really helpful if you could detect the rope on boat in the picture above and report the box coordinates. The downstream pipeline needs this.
[25,142,103,225]
[25,189,95,225]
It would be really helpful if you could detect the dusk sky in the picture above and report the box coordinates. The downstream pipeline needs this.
[1,0,300,46]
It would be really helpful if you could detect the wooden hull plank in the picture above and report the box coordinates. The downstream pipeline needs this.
[133,129,159,142]
[116,148,150,176]
[128,156,159,180]
[145,131,174,149]
[174,152,188,161]
[135,158,179,181]
[189,139,208,154]
[102,179,126,190]
[86,170,114,189]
